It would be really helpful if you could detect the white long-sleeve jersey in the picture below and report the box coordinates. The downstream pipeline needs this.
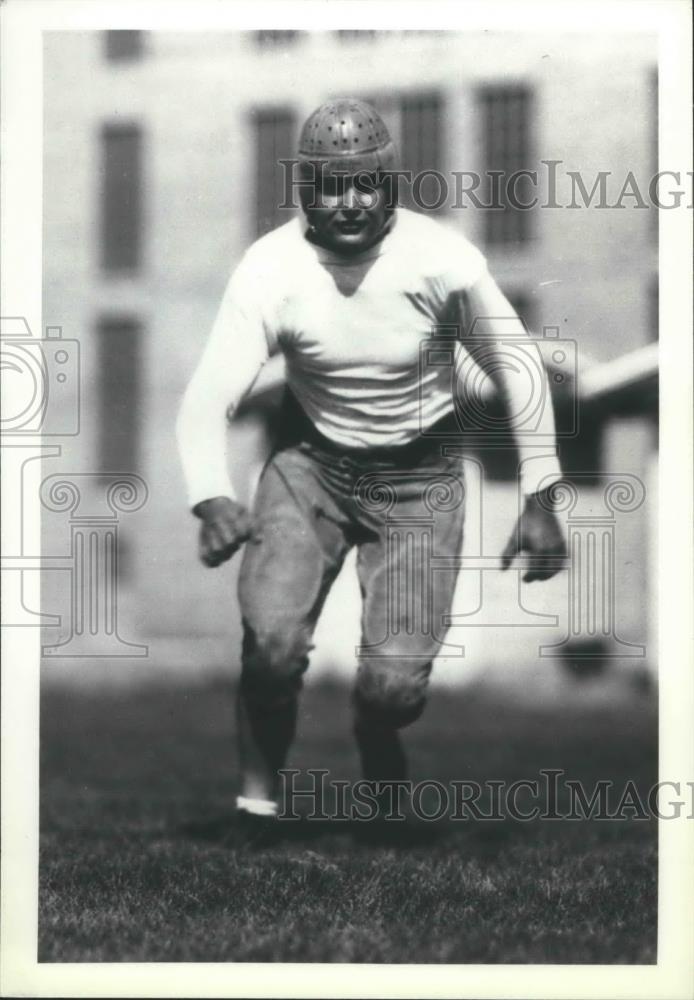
[176,209,562,508]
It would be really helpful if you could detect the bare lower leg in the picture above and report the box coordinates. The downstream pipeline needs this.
[237,690,297,804]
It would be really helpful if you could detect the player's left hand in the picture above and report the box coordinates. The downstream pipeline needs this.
[501,488,568,583]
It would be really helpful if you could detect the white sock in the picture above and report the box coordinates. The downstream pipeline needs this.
[236,795,278,817]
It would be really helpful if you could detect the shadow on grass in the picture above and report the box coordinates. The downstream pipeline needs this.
[177,810,446,849]
[177,808,557,857]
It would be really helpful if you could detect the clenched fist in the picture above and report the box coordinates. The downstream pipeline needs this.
[501,487,568,583]
[192,496,258,568]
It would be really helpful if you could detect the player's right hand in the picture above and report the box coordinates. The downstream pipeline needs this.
[192,496,258,568]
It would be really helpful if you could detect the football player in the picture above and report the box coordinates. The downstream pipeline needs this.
[177,98,567,840]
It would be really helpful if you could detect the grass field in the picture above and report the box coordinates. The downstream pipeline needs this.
[40,677,657,963]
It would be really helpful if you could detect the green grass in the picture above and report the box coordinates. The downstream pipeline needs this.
[39,678,657,963]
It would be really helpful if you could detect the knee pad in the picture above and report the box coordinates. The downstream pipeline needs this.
[354,660,431,729]
[240,621,312,710]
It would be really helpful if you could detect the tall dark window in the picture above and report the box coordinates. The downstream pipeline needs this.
[100,123,143,273]
[336,30,377,42]
[96,316,142,472]
[251,107,296,237]
[254,31,298,47]
[104,31,144,62]
[400,92,444,213]
[479,85,534,246]
[358,92,443,212]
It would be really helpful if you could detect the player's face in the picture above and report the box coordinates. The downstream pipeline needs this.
[303,172,390,256]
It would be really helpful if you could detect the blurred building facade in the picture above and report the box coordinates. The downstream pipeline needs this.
[41,30,658,691]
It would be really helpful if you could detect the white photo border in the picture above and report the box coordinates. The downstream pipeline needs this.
[1,1,692,997]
